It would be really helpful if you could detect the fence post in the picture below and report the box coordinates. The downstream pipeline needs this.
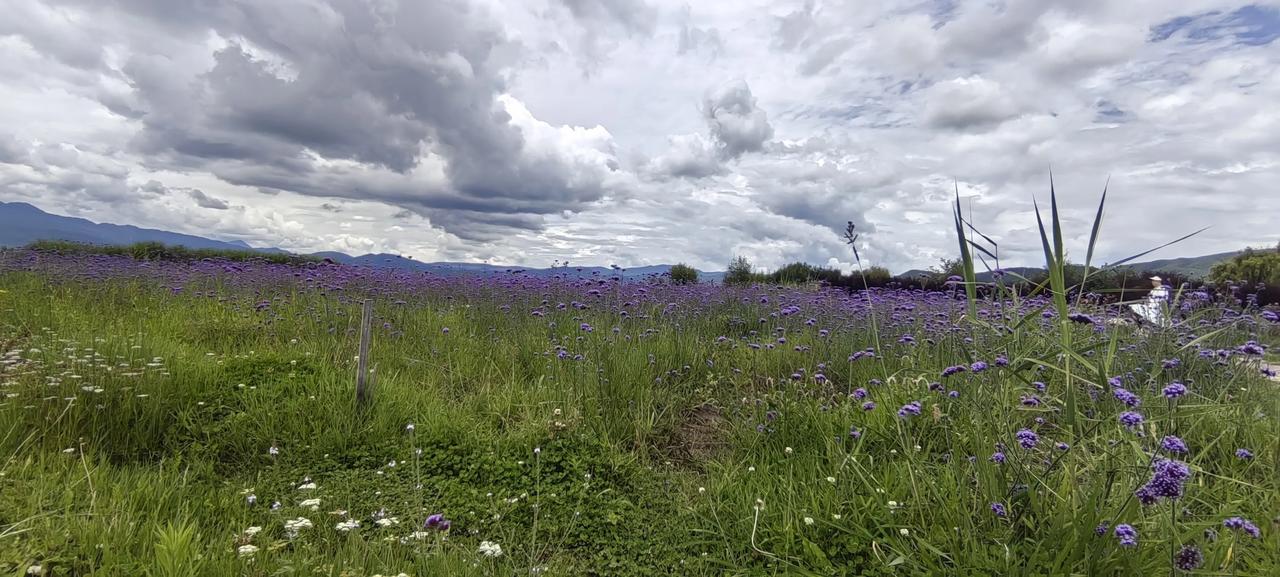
[356,299,373,407]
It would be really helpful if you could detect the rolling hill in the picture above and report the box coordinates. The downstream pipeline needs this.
[0,201,722,281]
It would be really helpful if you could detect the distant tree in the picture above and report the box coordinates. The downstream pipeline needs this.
[863,265,892,285]
[1209,248,1280,286]
[724,256,755,285]
[669,263,698,285]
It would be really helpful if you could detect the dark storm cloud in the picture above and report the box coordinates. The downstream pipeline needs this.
[24,0,621,237]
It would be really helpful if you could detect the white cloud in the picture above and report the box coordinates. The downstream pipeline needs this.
[0,0,1277,273]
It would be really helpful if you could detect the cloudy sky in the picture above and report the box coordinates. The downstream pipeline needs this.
[1,0,1278,272]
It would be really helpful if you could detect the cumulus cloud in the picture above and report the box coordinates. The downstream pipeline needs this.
[922,75,1023,129]
[704,81,775,157]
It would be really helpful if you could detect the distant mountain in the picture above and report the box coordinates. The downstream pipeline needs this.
[0,201,723,281]
[0,201,1240,282]
[0,201,259,252]
[1115,251,1237,279]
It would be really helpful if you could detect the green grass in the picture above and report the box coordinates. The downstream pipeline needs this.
[23,240,319,266]
[0,258,1276,575]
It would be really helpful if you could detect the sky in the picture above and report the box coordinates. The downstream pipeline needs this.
[1,0,1278,273]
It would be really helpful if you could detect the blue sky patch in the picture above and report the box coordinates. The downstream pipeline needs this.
[1150,4,1280,46]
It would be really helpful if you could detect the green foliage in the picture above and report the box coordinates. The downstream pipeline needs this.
[1,234,1277,575]
[1209,247,1280,285]
[149,520,205,577]
[26,239,319,265]
[723,255,755,285]
[668,263,698,285]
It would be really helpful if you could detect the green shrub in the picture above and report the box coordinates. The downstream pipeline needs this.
[668,263,698,284]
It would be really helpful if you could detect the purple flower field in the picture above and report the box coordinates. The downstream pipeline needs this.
[0,247,1276,575]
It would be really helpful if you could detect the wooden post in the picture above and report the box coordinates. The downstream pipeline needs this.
[356,299,373,407]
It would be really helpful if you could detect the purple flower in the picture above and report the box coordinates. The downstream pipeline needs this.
[995,356,1009,367]
[862,401,876,411]
[852,388,868,399]
[990,451,1006,464]
[1068,313,1096,324]
[941,365,967,378]
[1054,442,1070,451]
[1235,448,1254,460]
[1160,435,1188,454]
[1119,411,1143,429]
[1032,381,1046,392]
[425,513,446,529]
[1113,388,1141,407]
[1161,358,1181,369]
[1162,382,1187,398]
[1015,428,1039,449]
[1136,458,1191,505]
[1113,523,1138,547]
[1094,521,1110,536]
[948,390,960,398]
[970,361,989,373]
[990,502,1007,517]
[1223,517,1261,538]
[848,427,862,440]
[1020,395,1041,407]
[897,401,922,418]
[1174,546,1202,570]
[1237,341,1265,356]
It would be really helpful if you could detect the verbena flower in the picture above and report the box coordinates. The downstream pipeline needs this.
[1160,435,1188,454]
[970,361,988,373]
[1135,458,1191,505]
[1162,382,1187,398]
[990,502,1007,517]
[941,365,967,378]
[1112,388,1141,407]
[1015,428,1038,449]
[1119,411,1143,429]
[897,401,922,418]
[990,451,1006,464]
[1235,448,1253,460]
[1174,545,1202,570]
[1113,523,1138,547]
[1223,517,1260,538]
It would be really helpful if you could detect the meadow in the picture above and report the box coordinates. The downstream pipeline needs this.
[0,239,1277,575]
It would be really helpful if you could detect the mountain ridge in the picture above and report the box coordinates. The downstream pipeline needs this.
[0,200,1246,281]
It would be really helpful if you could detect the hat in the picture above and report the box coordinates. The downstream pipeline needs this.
[1149,276,1162,281]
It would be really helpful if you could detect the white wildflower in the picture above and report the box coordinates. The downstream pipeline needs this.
[297,482,317,491]
[299,498,321,510]
[376,517,399,527]
[27,565,43,575]
[899,528,910,536]
[335,519,360,532]
[478,540,504,558]
[803,517,815,526]
[237,544,259,557]
[784,446,793,455]
[243,526,262,537]
[826,476,836,484]
[283,517,313,538]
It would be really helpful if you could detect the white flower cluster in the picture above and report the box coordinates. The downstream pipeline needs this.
[478,540,504,558]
